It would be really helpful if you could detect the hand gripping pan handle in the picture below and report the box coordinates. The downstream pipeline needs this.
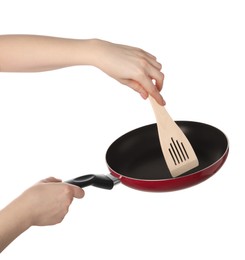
[66,174,120,189]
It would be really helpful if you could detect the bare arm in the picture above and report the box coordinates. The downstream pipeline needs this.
[0,35,164,105]
[0,35,94,72]
[0,177,84,253]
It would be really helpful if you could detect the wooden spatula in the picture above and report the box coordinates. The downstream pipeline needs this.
[149,96,199,177]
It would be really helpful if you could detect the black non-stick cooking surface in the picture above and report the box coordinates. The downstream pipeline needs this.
[106,121,228,180]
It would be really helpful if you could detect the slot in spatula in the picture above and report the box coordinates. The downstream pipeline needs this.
[149,96,199,177]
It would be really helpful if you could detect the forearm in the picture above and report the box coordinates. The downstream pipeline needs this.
[0,179,84,253]
[0,34,165,105]
[0,35,98,72]
[0,198,31,252]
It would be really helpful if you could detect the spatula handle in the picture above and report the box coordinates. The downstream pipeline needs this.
[149,96,174,127]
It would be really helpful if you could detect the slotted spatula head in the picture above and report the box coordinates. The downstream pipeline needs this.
[149,97,199,177]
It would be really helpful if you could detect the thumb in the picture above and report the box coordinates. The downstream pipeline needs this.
[69,184,85,199]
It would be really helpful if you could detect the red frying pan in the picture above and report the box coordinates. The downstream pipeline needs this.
[67,121,229,192]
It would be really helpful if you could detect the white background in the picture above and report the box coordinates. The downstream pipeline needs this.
[0,0,244,259]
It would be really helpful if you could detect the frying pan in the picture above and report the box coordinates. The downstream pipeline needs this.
[67,121,229,192]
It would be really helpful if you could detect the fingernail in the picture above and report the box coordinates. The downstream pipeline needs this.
[162,97,166,106]
[140,91,148,100]
[158,96,166,106]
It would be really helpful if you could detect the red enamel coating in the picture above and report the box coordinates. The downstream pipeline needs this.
[108,148,229,192]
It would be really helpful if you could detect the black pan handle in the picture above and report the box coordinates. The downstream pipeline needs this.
[66,174,117,190]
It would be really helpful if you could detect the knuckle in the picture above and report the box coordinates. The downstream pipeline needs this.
[63,186,74,201]
[63,185,72,194]
[139,57,149,68]
[159,71,164,81]
[149,87,158,96]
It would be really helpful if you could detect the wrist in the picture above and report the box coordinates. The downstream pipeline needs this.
[0,197,32,252]
[79,38,103,67]
[6,196,32,231]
